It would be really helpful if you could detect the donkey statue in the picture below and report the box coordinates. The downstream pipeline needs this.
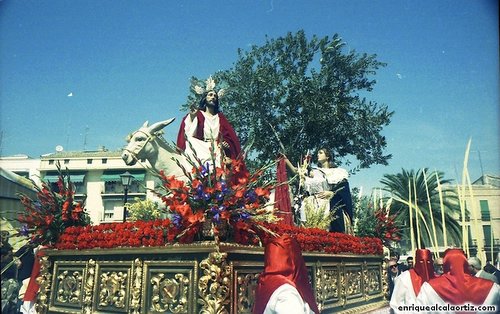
[122,118,190,181]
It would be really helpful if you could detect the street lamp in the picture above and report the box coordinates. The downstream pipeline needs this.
[120,171,134,222]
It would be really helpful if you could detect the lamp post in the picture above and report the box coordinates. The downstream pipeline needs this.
[120,171,134,223]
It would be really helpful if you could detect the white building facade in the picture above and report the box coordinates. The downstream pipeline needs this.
[1,150,158,225]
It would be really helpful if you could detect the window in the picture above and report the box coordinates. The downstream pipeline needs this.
[49,160,54,165]
[64,159,70,164]
[101,171,146,194]
[463,201,470,221]
[87,159,93,164]
[480,200,490,221]
[102,158,107,164]
[14,171,29,179]
[104,207,114,219]
[483,225,492,246]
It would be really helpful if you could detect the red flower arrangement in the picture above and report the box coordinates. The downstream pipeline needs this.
[155,158,279,243]
[55,220,382,255]
[18,165,91,246]
[374,207,401,247]
[46,156,382,255]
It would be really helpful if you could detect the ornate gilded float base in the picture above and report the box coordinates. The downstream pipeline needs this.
[37,243,384,313]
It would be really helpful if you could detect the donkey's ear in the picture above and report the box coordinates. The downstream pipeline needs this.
[162,118,175,126]
[142,121,149,127]
[149,118,175,133]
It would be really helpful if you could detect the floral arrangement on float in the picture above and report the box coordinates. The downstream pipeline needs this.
[355,193,401,250]
[17,156,383,255]
[17,164,91,246]
[55,220,382,255]
[155,156,280,243]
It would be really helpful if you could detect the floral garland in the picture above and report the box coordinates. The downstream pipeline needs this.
[55,219,382,255]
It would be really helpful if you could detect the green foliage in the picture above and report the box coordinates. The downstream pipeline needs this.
[353,191,377,238]
[380,168,463,249]
[126,198,162,222]
[183,30,393,171]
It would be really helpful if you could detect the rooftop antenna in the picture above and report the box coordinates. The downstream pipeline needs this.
[83,125,89,151]
[475,150,486,184]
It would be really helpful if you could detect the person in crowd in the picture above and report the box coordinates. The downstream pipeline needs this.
[1,237,20,313]
[416,248,500,311]
[387,258,401,300]
[434,257,444,276]
[483,263,500,284]
[406,256,414,269]
[177,76,242,167]
[283,148,353,233]
[390,251,409,273]
[253,235,320,314]
[390,249,435,312]
[468,256,498,284]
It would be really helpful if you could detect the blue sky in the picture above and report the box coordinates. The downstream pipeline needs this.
[1,0,498,193]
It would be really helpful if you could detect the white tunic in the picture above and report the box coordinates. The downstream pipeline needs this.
[415,282,500,314]
[299,167,349,223]
[263,283,315,314]
[183,111,221,166]
[390,271,418,313]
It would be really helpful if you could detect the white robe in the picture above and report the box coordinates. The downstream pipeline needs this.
[263,283,315,314]
[299,167,349,222]
[390,271,418,313]
[415,282,500,314]
[183,111,221,167]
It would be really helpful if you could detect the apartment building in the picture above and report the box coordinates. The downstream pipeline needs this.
[1,149,157,225]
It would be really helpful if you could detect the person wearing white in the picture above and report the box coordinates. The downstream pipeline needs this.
[416,249,500,314]
[263,284,315,314]
[284,148,353,232]
[390,249,435,314]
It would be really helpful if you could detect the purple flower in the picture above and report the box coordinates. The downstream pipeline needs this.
[240,212,250,220]
[196,185,204,196]
[172,214,183,228]
[203,193,211,201]
[19,224,30,237]
[245,190,257,202]
[201,162,210,177]
[34,201,42,211]
[220,181,229,194]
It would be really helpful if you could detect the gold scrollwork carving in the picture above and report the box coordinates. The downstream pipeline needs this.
[35,255,51,314]
[150,272,190,313]
[366,268,381,294]
[236,273,259,313]
[56,270,83,304]
[339,264,347,305]
[130,258,143,314]
[314,262,324,312]
[82,259,96,314]
[198,251,231,314]
[345,269,362,297]
[98,270,128,309]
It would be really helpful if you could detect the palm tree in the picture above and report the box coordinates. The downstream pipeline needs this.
[380,168,462,250]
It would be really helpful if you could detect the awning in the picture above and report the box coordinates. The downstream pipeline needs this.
[100,174,122,182]
[43,174,86,183]
[101,172,145,182]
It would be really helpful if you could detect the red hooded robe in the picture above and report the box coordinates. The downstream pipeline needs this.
[253,235,320,314]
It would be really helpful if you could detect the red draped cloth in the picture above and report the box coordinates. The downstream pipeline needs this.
[253,235,319,314]
[23,248,45,302]
[427,248,493,305]
[274,157,293,225]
